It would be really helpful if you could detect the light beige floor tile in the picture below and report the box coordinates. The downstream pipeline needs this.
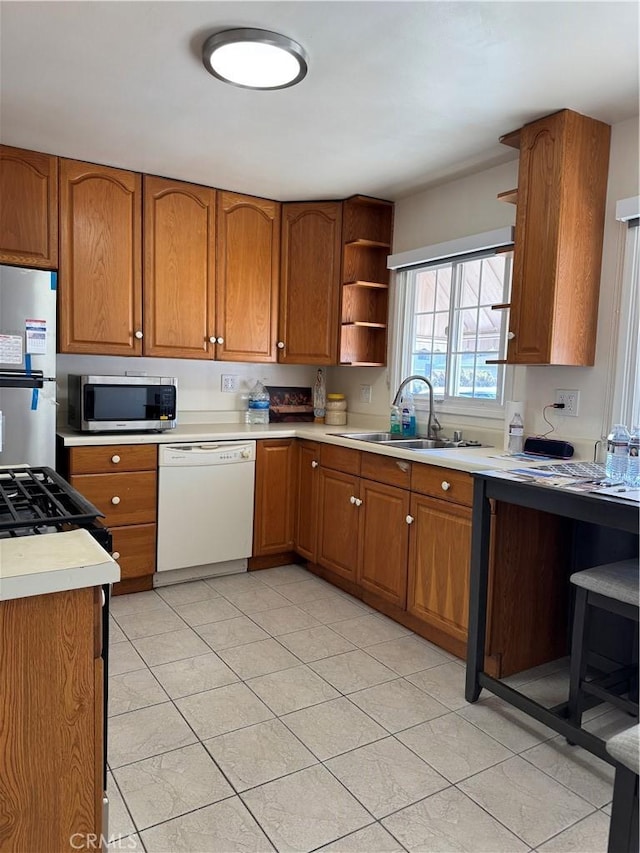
[310,649,397,693]
[231,586,294,615]
[107,771,136,840]
[257,564,314,587]
[241,764,371,853]
[522,736,615,807]
[196,615,270,650]
[204,718,317,791]
[173,596,242,626]
[109,641,147,676]
[584,708,636,740]
[108,703,197,769]
[397,712,513,783]
[519,670,571,708]
[317,823,403,852]
[504,657,570,689]
[176,682,273,739]
[250,605,321,636]
[281,696,387,760]
[108,668,169,716]
[205,573,268,599]
[277,578,338,604]
[155,579,220,607]
[382,786,528,852]
[326,736,448,818]
[247,665,340,715]
[217,638,300,679]
[133,627,210,667]
[113,742,233,829]
[151,652,238,699]
[109,617,126,644]
[366,635,450,675]
[330,614,412,647]
[406,661,469,710]
[277,625,357,662]
[601,802,612,816]
[107,833,144,851]
[459,755,595,848]
[140,797,275,852]
[458,694,556,752]
[300,595,368,624]
[349,678,448,733]
[115,606,187,640]
[110,590,167,618]
[538,810,610,852]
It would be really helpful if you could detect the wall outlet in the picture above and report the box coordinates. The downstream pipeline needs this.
[555,389,580,416]
[221,374,238,393]
[360,384,372,404]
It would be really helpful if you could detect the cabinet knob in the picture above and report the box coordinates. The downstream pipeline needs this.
[355,498,363,507]
[277,341,285,349]
[111,496,121,505]
[208,336,216,343]
[311,460,319,468]
[507,331,515,340]
[350,495,357,504]
[111,455,121,464]
[134,330,143,339]
[406,515,414,524]
[216,337,224,345]
[441,481,451,491]
[112,551,121,560]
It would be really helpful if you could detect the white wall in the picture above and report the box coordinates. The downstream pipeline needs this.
[331,116,639,452]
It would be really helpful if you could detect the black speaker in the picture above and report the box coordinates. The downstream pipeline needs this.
[524,437,575,458]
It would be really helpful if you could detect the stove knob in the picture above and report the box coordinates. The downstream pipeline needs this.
[111,455,121,464]
[112,551,121,561]
[111,496,121,505]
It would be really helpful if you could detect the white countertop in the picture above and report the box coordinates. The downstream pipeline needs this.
[0,528,120,601]
[57,422,557,474]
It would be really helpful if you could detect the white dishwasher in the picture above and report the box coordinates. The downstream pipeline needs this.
[156,441,256,579]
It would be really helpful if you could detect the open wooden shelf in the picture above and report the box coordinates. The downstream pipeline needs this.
[345,238,390,249]
[497,188,518,205]
[343,280,389,290]
[342,321,387,329]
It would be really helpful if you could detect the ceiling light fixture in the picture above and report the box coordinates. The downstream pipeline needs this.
[202,28,308,90]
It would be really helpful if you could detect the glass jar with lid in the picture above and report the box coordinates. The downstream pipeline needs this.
[325,393,347,425]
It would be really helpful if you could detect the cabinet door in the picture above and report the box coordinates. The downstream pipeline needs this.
[253,439,295,556]
[216,191,280,362]
[143,175,216,359]
[317,466,360,581]
[407,493,472,644]
[110,523,157,580]
[295,440,320,562]
[0,145,58,268]
[279,202,342,364]
[59,159,142,355]
[358,479,410,608]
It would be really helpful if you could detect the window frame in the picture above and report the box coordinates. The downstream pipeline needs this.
[609,216,640,430]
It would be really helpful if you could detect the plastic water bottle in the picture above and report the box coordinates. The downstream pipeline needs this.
[508,412,524,454]
[246,381,270,425]
[605,424,630,482]
[625,425,640,487]
[401,395,416,437]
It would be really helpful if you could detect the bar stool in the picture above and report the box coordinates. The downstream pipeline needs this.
[606,724,639,853]
[568,559,639,729]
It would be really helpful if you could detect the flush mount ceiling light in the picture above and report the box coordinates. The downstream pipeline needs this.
[202,28,308,90]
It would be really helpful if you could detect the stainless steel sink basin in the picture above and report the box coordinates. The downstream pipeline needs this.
[383,439,445,449]
[332,432,486,450]
[333,432,398,443]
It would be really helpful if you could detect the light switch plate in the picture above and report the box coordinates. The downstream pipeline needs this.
[360,384,372,403]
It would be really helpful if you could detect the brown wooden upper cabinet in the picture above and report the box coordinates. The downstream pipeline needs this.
[0,145,58,269]
[278,201,342,364]
[143,175,216,359]
[500,109,611,366]
[59,159,142,355]
[216,191,281,362]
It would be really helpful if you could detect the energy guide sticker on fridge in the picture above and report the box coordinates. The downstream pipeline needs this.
[25,319,47,355]
[0,334,23,364]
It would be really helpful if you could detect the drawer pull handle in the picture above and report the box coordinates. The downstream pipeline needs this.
[406,515,414,524]
[111,455,121,464]
[354,498,363,507]
[311,460,318,468]
[441,481,451,491]
[134,330,143,340]
[111,496,121,505]
[112,551,121,560]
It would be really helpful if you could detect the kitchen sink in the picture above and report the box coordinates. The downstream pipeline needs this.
[333,432,398,442]
[332,432,486,449]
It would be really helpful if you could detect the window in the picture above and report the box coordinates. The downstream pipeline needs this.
[393,250,512,414]
[611,215,640,429]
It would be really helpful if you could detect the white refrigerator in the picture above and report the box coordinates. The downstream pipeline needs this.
[0,265,57,467]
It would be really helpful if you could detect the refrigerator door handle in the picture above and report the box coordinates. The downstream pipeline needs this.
[0,369,45,389]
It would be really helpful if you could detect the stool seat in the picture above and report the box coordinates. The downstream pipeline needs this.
[570,559,639,606]
[606,724,639,853]
[607,724,640,773]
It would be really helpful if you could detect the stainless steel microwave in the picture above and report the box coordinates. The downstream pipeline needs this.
[67,375,177,432]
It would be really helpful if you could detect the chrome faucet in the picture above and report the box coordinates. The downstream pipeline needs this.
[392,375,442,439]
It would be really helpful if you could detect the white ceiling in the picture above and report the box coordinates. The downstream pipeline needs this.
[1,1,638,202]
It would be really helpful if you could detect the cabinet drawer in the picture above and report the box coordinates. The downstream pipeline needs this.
[110,523,156,579]
[320,444,361,476]
[70,472,157,526]
[361,451,411,489]
[69,444,157,474]
[411,464,473,507]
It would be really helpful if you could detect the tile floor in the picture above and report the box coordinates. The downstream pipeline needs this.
[106,564,628,853]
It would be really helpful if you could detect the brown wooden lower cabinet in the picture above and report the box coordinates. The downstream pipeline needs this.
[295,440,320,562]
[110,523,157,580]
[0,587,103,851]
[317,465,361,582]
[252,439,295,557]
